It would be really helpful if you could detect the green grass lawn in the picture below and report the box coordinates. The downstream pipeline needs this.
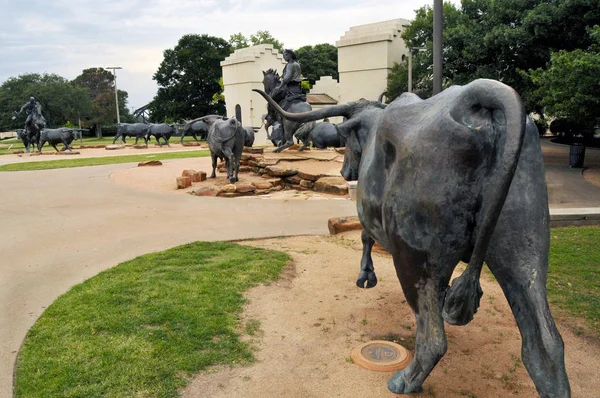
[547,226,600,336]
[14,241,290,398]
[12,227,600,396]
[0,150,211,171]
[0,136,203,155]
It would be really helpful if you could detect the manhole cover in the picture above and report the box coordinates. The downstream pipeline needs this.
[350,340,412,372]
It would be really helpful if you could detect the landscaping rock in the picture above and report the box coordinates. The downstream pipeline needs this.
[327,216,362,235]
[243,147,264,154]
[265,165,298,177]
[133,144,148,149]
[284,175,302,185]
[181,169,197,177]
[105,144,122,150]
[190,188,218,197]
[300,180,315,189]
[138,160,163,166]
[182,141,202,147]
[252,181,273,190]
[297,171,321,181]
[314,176,349,196]
[235,184,256,193]
[192,171,207,182]
[218,184,237,194]
[176,176,192,189]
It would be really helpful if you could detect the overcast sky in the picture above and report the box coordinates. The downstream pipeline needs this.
[0,0,460,111]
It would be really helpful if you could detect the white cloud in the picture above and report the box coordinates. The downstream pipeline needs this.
[0,0,460,110]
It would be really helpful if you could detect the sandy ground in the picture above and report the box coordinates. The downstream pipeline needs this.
[182,232,600,398]
[3,140,599,397]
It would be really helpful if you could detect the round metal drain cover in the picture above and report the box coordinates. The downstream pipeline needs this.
[351,340,412,372]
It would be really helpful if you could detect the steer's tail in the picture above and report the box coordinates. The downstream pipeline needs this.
[442,79,526,326]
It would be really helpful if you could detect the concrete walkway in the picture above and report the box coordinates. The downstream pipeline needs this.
[1,138,599,397]
[0,161,356,397]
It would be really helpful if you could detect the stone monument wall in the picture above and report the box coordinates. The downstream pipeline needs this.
[336,18,410,103]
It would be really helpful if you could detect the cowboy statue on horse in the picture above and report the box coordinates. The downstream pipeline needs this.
[261,49,314,152]
[13,96,46,153]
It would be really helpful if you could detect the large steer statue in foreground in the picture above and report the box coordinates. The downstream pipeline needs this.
[253,80,570,397]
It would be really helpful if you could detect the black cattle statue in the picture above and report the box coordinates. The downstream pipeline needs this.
[203,117,245,184]
[113,123,151,145]
[147,123,177,147]
[254,80,570,397]
[310,121,345,149]
[181,119,210,144]
[38,128,78,152]
[243,127,255,147]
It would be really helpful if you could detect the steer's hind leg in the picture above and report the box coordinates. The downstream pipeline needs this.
[210,153,218,178]
[356,229,377,288]
[387,255,452,394]
[486,234,570,398]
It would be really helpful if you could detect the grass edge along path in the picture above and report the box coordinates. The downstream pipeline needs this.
[547,226,600,337]
[0,150,210,171]
[14,241,290,398]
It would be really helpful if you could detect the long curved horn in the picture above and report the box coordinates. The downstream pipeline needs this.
[252,89,351,122]
[377,91,386,103]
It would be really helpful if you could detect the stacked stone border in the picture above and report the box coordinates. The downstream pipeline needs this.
[178,148,350,198]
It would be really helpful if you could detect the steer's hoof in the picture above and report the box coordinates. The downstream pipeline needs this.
[356,271,377,289]
[387,370,422,394]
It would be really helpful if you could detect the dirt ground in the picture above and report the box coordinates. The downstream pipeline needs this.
[7,142,600,397]
[181,232,600,398]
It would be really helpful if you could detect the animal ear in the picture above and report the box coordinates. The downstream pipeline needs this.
[335,121,352,139]
[262,71,266,76]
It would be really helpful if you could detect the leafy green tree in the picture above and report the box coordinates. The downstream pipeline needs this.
[0,73,92,131]
[150,34,232,122]
[295,44,338,87]
[228,30,284,51]
[228,33,249,50]
[528,26,600,138]
[395,0,600,114]
[72,68,134,127]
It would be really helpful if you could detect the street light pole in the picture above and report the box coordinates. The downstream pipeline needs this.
[105,67,122,124]
[433,0,443,94]
[406,47,427,93]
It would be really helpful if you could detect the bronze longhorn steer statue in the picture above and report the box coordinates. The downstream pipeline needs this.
[253,80,570,397]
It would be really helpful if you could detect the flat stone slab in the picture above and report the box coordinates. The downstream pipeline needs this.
[138,160,163,166]
[328,216,362,235]
[105,144,123,150]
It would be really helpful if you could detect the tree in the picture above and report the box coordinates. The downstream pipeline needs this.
[295,44,338,87]
[150,34,232,122]
[528,26,600,138]
[228,30,284,51]
[395,0,600,114]
[0,73,92,131]
[72,68,135,127]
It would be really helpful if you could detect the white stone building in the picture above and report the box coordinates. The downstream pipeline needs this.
[220,18,411,144]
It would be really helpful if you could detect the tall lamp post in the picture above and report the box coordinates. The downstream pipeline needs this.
[433,0,443,94]
[105,67,122,124]
[404,47,427,93]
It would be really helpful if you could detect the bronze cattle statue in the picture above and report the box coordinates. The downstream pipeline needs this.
[253,80,570,397]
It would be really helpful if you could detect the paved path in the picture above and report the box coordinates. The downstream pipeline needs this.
[0,161,356,397]
[1,139,599,396]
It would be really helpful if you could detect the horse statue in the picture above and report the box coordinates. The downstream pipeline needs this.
[13,97,46,153]
[261,69,314,152]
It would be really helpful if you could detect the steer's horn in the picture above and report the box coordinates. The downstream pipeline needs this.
[252,89,352,122]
